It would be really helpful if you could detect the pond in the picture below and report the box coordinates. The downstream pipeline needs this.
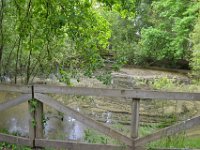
[0,92,87,141]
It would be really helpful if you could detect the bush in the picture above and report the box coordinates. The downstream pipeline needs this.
[190,14,200,80]
[136,27,172,65]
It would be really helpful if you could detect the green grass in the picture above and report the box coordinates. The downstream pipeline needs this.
[0,129,31,150]
[83,120,200,149]
[148,135,200,149]
[150,76,200,92]
[138,122,200,149]
[84,128,123,145]
[139,125,158,137]
[0,142,31,150]
[139,123,200,149]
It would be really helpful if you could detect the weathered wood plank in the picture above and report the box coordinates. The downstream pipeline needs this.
[0,133,31,146]
[28,100,36,147]
[35,139,131,150]
[151,148,199,150]
[131,99,140,139]
[35,101,43,139]
[0,94,32,111]
[34,85,200,101]
[0,84,31,93]
[135,115,200,146]
[131,99,140,150]
[34,93,133,146]
[29,85,36,147]
[0,84,199,101]
[131,99,142,150]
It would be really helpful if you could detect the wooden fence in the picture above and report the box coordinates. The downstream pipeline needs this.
[0,84,200,150]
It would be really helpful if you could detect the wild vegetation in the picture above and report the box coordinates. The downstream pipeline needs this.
[0,0,200,84]
[0,0,200,149]
[190,13,200,80]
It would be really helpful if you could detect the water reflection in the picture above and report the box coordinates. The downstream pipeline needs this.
[0,92,86,141]
[66,117,85,140]
[44,112,86,140]
[0,101,29,136]
[102,111,112,124]
[8,117,29,136]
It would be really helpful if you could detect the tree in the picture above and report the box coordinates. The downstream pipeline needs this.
[0,0,4,74]
[136,0,199,68]
[0,0,113,84]
[190,13,200,80]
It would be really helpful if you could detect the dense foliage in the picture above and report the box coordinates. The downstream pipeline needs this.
[0,0,113,83]
[134,0,199,68]
[0,0,200,84]
[103,0,200,69]
[190,12,200,80]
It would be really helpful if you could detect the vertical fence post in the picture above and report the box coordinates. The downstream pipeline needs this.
[35,101,43,139]
[131,98,140,149]
[29,85,44,149]
[28,85,36,147]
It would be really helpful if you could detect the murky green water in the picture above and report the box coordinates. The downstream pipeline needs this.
[0,92,86,140]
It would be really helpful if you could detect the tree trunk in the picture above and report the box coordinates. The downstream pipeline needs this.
[0,0,5,75]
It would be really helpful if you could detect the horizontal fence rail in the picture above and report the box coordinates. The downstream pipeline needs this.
[0,133,31,147]
[0,85,32,93]
[34,85,200,100]
[0,84,200,100]
[35,139,131,150]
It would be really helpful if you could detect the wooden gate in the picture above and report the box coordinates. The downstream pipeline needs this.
[0,84,200,150]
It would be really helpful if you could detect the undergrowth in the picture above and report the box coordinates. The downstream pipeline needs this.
[148,134,200,149]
